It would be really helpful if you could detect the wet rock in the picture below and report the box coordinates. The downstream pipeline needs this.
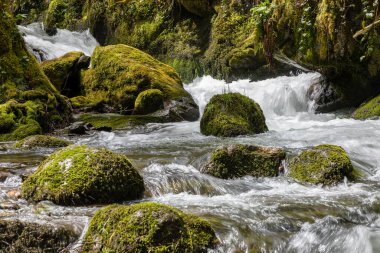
[307,78,344,113]
[78,44,199,122]
[151,97,200,122]
[82,202,219,252]
[6,190,21,200]
[288,144,357,186]
[40,51,89,97]
[0,201,20,210]
[67,121,87,135]
[14,135,71,149]
[0,219,78,253]
[352,94,380,120]
[93,126,112,132]
[200,93,268,137]
[21,145,144,205]
[0,171,13,182]
[202,144,286,179]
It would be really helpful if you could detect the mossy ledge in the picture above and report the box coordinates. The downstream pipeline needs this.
[81,202,219,252]
[21,145,144,205]
[352,94,380,120]
[202,144,286,179]
[14,135,71,149]
[200,93,268,137]
[288,144,357,186]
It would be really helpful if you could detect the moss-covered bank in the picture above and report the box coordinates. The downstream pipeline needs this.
[0,10,71,141]
[200,93,268,137]
[288,144,357,186]
[14,135,71,149]
[202,144,286,179]
[82,202,219,252]
[352,94,380,120]
[21,145,144,205]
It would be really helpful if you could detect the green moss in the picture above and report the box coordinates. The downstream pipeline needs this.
[21,145,144,205]
[40,51,84,91]
[288,144,357,186]
[44,0,68,35]
[82,202,218,252]
[134,89,164,115]
[14,135,71,149]
[0,220,78,252]
[0,10,71,140]
[80,113,166,130]
[202,144,285,179]
[81,44,192,114]
[352,94,380,120]
[200,93,268,137]
[178,0,213,17]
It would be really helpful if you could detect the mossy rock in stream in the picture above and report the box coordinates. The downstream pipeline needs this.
[79,44,199,121]
[82,202,219,253]
[288,144,357,186]
[134,89,164,115]
[21,145,144,205]
[0,10,71,141]
[200,93,268,137]
[0,219,78,253]
[202,144,286,179]
[14,135,71,149]
[40,51,90,97]
[352,94,380,120]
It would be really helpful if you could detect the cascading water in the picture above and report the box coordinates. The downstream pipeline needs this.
[1,24,380,253]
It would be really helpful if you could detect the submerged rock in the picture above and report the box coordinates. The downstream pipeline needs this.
[352,94,380,120]
[288,144,357,186]
[200,93,268,137]
[40,51,90,97]
[66,121,88,135]
[202,144,286,179]
[14,135,71,149]
[82,202,219,252]
[21,145,144,205]
[77,44,199,122]
[0,219,78,253]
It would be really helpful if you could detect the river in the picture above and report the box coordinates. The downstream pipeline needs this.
[1,23,380,253]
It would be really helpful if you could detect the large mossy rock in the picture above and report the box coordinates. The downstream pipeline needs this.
[40,51,90,97]
[0,10,71,141]
[200,93,268,137]
[14,135,71,149]
[352,94,380,120]
[202,144,286,179]
[21,145,144,205]
[178,0,213,17]
[82,202,219,252]
[0,219,78,253]
[288,144,356,186]
[79,44,199,121]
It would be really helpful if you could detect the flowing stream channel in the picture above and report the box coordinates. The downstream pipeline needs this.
[1,23,380,253]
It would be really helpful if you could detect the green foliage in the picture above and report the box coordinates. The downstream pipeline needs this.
[352,94,380,119]
[21,145,144,205]
[82,202,218,252]
[202,144,285,179]
[200,93,268,137]
[289,144,357,186]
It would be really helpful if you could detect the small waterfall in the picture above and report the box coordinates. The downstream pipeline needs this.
[18,23,98,61]
[185,73,322,118]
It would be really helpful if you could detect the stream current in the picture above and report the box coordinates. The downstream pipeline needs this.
[0,23,380,253]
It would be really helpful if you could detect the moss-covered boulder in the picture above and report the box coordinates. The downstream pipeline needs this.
[40,51,90,97]
[0,10,71,141]
[14,135,71,149]
[178,0,213,17]
[79,44,199,121]
[200,93,268,137]
[134,89,164,115]
[202,144,286,179]
[21,145,144,205]
[352,94,380,120]
[288,144,356,186]
[82,202,218,252]
[0,219,78,253]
